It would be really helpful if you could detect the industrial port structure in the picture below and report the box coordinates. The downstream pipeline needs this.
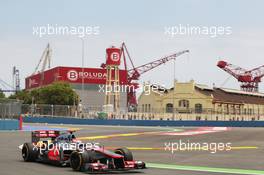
[1,42,263,120]
[217,60,264,92]
[25,43,189,112]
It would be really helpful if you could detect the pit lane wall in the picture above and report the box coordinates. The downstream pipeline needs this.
[0,119,19,130]
[23,116,264,127]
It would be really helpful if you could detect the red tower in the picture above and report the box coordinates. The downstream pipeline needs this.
[104,47,121,112]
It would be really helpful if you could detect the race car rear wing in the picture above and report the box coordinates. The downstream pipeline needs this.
[31,130,60,143]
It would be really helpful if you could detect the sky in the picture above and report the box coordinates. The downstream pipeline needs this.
[1,0,264,93]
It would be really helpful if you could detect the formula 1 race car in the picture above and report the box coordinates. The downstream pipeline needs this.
[21,130,146,172]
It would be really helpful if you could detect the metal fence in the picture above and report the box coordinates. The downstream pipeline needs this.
[0,98,22,119]
[2,101,264,121]
[136,106,264,116]
[21,104,104,119]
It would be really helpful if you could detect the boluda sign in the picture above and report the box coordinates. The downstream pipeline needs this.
[66,69,106,81]
[25,66,128,89]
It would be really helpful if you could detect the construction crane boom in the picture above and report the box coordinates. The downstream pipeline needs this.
[118,42,189,106]
[0,78,16,92]
[32,43,52,87]
[0,67,20,93]
[217,60,264,92]
[249,65,264,82]
[217,61,247,80]
[33,43,52,75]
[127,50,189,83]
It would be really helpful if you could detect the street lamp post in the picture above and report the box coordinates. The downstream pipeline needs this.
[172,58,176,120]
[80,38,85,118]
[81,38,84,102]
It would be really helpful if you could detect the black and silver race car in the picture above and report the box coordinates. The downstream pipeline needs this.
[20,130,146,172]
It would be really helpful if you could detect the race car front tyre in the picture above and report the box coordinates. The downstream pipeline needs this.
[70,151,91,171]
[22,143,38,162]
[114,148,133,161]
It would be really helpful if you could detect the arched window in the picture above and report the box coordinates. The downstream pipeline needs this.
[166,103,173,113]
[178,100,189,108]
[195,103,203,113]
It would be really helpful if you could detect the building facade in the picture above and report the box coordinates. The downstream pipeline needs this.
[137,80,264,121]
[25,66,128,112]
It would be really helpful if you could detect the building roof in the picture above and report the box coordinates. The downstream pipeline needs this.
[195,84,213,90]
[195,86,264,105]
[220,88,264,97]
[147,81,264,105]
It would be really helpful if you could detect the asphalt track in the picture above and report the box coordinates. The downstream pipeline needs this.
[1,123,264,175]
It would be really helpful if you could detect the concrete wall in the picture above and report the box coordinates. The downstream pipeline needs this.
[72,83,127,112]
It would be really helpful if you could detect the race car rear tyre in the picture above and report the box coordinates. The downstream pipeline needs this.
[70,151,91,171]
[114,148,133,161]
[22,143,38,162]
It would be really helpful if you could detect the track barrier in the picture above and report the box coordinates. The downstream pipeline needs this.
[0,119,19,130]
[23,116,264,127]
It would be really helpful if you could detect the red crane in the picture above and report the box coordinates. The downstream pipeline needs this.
[217,60,264,92]
[120,43,189,107]
[101,43,189,107]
